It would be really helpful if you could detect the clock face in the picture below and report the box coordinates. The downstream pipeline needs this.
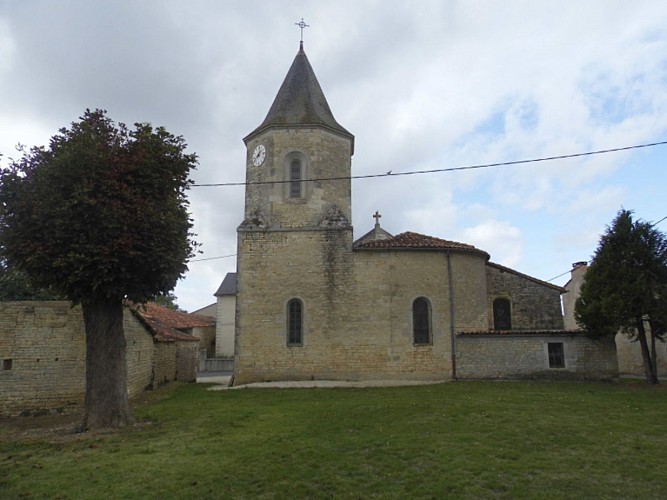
[252,144,266,166]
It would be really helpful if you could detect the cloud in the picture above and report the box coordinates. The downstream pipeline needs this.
[460,220,523,268]
[2,0,667,311]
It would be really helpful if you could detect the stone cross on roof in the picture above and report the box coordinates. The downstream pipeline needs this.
[373,211,382,227]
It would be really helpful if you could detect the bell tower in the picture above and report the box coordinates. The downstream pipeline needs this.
[235,42,356,385]
[240,41,354,230]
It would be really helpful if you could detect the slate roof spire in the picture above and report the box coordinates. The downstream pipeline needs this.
[244,43,354,153]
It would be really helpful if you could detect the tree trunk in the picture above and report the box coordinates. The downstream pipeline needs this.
[82,299,133,430]
[636,318,658,385]
[648,319,659,383]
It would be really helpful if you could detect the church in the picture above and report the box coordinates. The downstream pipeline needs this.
[231,42,618,385]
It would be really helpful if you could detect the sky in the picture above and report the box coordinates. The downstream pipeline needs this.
[1,1,666,312]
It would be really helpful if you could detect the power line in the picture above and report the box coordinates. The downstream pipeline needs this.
[191,214,667,265]
[652,215,667,227]
[545,214,667,282]
[189,253,236,263]
[192,140,667,188]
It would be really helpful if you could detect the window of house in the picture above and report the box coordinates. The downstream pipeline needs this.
[289,159,302,198]
[493,298,512,330]
[413,297,431,345]
[287,299,303,345]
[2,359,12,371]
[548,342,565,368]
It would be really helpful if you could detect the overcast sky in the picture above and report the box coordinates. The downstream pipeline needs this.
[2,1,667,312]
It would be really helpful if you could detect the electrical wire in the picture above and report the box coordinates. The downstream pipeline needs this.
[192,140,667,188]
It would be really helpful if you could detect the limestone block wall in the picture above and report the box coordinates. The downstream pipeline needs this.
[176,341,198,382]
[234,227,491,384]
[124,312,155,398]
[243,128,352,228]
[0,301,174,416]
[486,264,564,330]
[0,301,86,415]
[235,227,357,383]
[152,341,177,387]
[615,332,667,376]
[216,294,235,357]
[456,333,618,380]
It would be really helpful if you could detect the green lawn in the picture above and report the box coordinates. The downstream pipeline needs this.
[1,380,666,499]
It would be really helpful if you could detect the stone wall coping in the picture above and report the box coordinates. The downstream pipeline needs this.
[458,329,585,338]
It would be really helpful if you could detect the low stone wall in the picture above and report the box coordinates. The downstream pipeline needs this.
[456,332,618,381]
[0,301,195,416]
[176,341,198,382]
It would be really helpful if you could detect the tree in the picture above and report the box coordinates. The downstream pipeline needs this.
[0,110,198,428]
[0,260,63,300]
[575,209,667,384]
[153,291,183,311]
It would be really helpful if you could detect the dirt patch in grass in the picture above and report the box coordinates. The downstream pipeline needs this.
[0,382,183,443]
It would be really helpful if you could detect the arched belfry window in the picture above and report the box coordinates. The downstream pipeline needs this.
[493,298,512,330]
[412,297,431,345]
[287,299,303,345]
[289,159,302,198]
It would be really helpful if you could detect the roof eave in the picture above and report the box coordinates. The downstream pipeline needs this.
[243,123,355,155]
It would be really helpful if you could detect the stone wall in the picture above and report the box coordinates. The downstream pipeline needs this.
[176,340,198,382]
[124,311,155,398]
[0,301,193,416]
[563,263,667,377]
[486,264,564,330]
[456,332,618,380]
[243,128,352,229]
[235,225,493,384]
[0,302,155,415]
[615,332,667,377]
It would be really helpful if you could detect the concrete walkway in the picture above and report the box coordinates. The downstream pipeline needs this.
[197,372,445,391]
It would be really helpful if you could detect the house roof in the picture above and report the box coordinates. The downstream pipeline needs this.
[354,231,490,258]
[214,272,237,296]
[243,42,354,152]
[486,261,565,292]
[130,302,211,343]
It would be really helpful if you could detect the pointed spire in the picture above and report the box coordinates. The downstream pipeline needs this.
[244,44,354,152]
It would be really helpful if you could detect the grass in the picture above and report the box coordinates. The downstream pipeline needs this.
[1,380,667,499]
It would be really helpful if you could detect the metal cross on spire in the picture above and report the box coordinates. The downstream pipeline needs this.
[295,18,309,43]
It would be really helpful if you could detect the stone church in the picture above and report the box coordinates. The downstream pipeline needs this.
[231,42,617,385]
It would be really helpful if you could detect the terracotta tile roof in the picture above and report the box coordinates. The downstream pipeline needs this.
[354,231,489,257]
[458,329,583,336]
[487,261,566,292]
[130,302,211,343]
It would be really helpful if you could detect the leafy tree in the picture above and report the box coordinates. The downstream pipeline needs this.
[575,209,667,384]
[0,260,63,300]
[153,291,183,311]
[0,110,198,428]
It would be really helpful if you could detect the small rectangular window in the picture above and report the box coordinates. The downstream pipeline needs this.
[2,359,12,371]
[548,343,565,368]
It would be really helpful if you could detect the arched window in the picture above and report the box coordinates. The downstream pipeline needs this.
[289,159,302,198]
[493,298,512,330]
[287,299,303,345]
[412,297,431,344]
